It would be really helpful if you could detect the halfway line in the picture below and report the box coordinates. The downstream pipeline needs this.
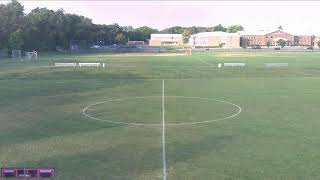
[162,79,167,180]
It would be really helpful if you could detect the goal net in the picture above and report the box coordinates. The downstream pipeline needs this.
[11,50,21,59]
[25,51,38,61]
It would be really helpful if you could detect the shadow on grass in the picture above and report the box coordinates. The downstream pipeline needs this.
[9,129,163,180]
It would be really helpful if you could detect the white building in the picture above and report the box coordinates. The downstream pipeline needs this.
[149,34,183,46]
[314,37,320,48]
[189,31,241,48]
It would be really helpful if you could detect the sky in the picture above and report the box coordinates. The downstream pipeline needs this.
[11,1,320,35]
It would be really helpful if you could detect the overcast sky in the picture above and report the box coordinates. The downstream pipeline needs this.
[14,1,320,35]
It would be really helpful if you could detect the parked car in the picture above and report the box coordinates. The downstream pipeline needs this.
[306,46,314,50]
[274,47,281,50]
[90,45,100,49]
[252,45,261,49]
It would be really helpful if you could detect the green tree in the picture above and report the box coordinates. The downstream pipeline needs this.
[278,26,283,30]
[23,8,61,50]
[93,24,128,45]
[128,26,158,41]
[0,0,24,49]
[182,29,191,44]
[115,33,126,44]
[188,26,199,34]
[8,29,24,49]
[23,7,97,50]
[277,39,286,48]
[226,25,244,33]
[160,26,184,34]
[212,24,227,32]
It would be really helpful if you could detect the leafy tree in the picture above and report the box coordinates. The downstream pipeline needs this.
[23,7,97,50]
[189,26,200,34]
[226,25,244,33]
[127,26,158,41]
[182,29,191,44]
[0,1,246,51]
[115,33,126,44]
[23,8,63,50]
[160,26,184,34]
[266,40,272,48]
[93,24,128,45]
[277,39,286,48]
[278,26,283,30]
[317,40,320,48]
[8,29,24,49]
[212,24,227,32]
[0,0,24,49]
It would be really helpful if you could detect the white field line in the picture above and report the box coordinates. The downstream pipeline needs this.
[36,76,320,81]
[196,55,214,67]
[82,96,242,126]
[162,79,167,180]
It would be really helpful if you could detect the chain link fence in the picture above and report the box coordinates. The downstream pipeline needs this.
[0,49,8,59]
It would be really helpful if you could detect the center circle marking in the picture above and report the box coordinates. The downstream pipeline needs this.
[82,96,242,126]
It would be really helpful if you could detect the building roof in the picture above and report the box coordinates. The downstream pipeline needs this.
[239,30,274,36]
[239,29,315,36]
[151,34,182,38]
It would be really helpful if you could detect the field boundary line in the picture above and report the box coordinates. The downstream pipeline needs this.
[162,79,167,180]
[34,77,320,82]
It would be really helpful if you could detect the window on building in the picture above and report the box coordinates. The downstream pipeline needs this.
[266,36,268,38]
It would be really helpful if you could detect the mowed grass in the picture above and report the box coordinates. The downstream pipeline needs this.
[1,52,320,179]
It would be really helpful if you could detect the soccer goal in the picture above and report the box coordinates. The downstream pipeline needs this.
[25,51,38,61]
[11,50,22,60]
[185,48,192,56]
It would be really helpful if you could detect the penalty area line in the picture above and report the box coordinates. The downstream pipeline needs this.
[196,56,214,67]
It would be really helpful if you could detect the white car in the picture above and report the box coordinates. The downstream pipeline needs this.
[90,45,100,49]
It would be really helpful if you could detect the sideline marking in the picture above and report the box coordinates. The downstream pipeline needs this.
[82,96,242,126]
[162,80,167,180]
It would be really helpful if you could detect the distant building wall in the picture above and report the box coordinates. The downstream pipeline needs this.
[240,30,314,47]
[314,37,320,48]
[297,35,315,46]
[225,35,241,48]
[207,36,221,47]
[189,32,240,48]
[149,34,183,46]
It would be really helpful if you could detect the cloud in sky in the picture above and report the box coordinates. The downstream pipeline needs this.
[17,1,320,35]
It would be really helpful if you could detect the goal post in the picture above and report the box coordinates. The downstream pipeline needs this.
[185,48,192,56]
[11,50,22,60]
[25,51,38,61]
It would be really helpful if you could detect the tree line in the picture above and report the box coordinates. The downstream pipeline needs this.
[0,0,244,51]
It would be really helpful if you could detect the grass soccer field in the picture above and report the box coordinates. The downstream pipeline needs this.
[1,52,320,180]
